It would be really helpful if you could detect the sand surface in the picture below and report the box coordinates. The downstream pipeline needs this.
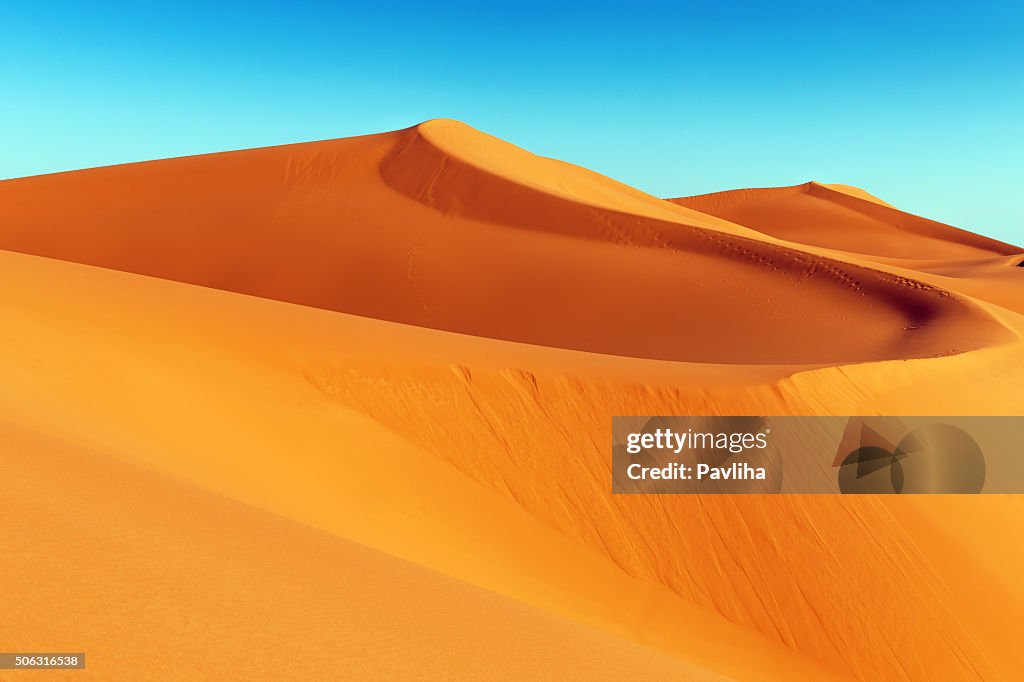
[0,120,1022,680]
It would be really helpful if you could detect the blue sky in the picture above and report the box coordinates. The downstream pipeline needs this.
[2,1,1021,244]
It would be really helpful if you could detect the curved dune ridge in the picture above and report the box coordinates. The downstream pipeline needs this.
[0,120,1011,364]
[821,183,896,207]
[1,120,1023,681]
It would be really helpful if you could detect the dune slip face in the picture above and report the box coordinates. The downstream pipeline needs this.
[0,120,1023,681]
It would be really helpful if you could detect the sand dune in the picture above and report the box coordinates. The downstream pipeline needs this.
[670,181,1018,260]
[0,120,1008,365]
[0,120,1022,680]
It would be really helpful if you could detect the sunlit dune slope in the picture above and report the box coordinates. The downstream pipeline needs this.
[670,181,1018,260]
[1,420,727,682]
[0,121,1006,364]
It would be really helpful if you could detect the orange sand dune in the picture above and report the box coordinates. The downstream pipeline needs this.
[1,120,1023,681]
[670,181,1018,260]
[0,120,1008,364]
[670,181,1023,313]
[860,254,1024,314]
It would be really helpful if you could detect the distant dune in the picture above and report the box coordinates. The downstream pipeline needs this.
[0,121,1022,681]
[670,181,1017,260]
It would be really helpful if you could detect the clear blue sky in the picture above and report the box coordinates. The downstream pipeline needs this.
[2,1,1021,244]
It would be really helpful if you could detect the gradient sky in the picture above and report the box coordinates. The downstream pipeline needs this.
[2,1,1021,243]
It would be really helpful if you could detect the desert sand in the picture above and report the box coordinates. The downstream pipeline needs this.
[0,119,1021,680]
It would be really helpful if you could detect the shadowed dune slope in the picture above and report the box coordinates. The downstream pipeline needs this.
[670,181,1018,260]
[0,120,1007,364]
